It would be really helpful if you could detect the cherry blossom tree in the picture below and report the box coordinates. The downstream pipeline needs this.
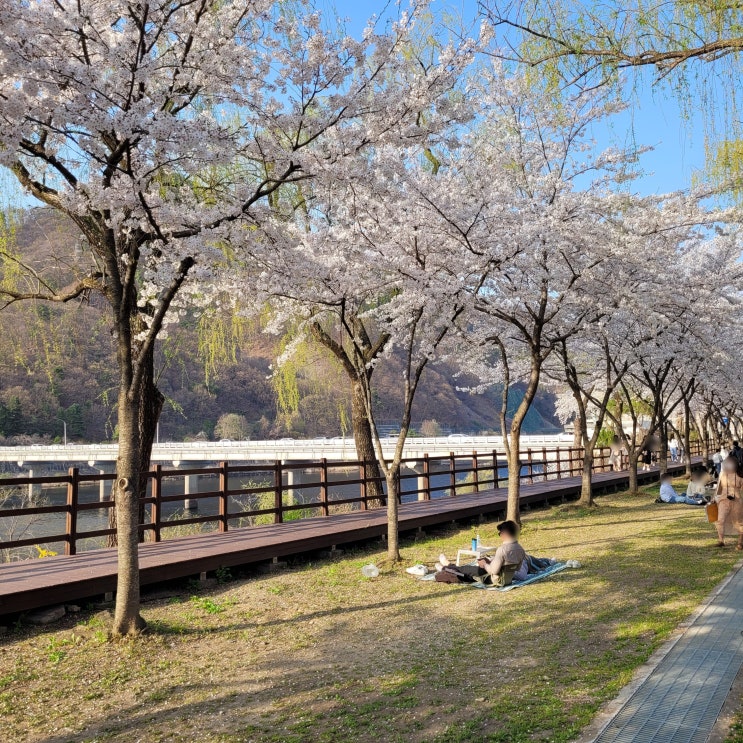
[256,140,477,561]
[548,315,635,506]
[0,0,451,633]
[444,70,655,523]
[592,218,743,489]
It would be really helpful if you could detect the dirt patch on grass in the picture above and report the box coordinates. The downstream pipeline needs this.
[1,483,736,743]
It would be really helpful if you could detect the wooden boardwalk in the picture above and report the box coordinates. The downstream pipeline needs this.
[0,462,691,616]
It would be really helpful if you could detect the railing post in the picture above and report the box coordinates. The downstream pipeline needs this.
[556,446,562,479]
[320,458,329,516]
[152,464,162,542]
[449,452,456,497]
[527,448,534,483]
[359,461,368,511]
[471,451,479,493]
[274,461,283,524]
[219,461,229,532]
[65,467,79,556]
[542,446,548,481]
[423,453,431,500]
[493,450,500,488]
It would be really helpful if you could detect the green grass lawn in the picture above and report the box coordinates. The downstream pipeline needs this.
[0,481,739,743]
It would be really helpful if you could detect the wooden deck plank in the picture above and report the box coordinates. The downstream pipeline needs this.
[0,460,693,615]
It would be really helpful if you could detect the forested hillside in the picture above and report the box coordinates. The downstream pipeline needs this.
[0,209,561,442]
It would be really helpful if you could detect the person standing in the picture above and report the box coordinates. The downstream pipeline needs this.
[609,435,624,471]
[713,447,724,476]
[714,456,743,549]
[731,441,743,470]
[669,435,679,463]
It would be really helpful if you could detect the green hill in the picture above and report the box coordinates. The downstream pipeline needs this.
[0,208,562,442]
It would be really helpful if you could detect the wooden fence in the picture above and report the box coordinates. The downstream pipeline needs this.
[0,442,701,558]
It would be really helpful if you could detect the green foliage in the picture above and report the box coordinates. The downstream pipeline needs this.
[214,413,250,441]
[197,306,249,386]
[215,566,233,584]
[63,403,85,438]
[189,596,227,615]
[0,210,22,294]
[491,0,743,182]
[273,328,305,427]
[706,138,743,200]
[0,397,22,437]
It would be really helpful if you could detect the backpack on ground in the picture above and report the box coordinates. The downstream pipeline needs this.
[434,565,473,583]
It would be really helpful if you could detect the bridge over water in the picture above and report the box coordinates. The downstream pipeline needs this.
[0,434,573,466]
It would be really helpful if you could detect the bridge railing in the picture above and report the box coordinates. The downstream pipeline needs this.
[0,442,700,561]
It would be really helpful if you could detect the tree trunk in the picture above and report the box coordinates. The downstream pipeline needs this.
[572,413,583,448]
[658,422,668,473]
[578,449,593,506]
[351,380,384,507]
[110,338,163,636]
[683,400,692,478]
[111,391,148,635]
[506,435,521,523]
[503,354,543,524]
[107,343,164,547]
[628,454,639,494]
[385,469,401,561]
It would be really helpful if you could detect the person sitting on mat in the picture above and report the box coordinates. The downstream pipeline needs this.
[435,520,527,586]
[686,471,711,501]
[659,472,705,505]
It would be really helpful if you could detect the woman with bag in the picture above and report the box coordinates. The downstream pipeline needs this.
[713,456,743,549]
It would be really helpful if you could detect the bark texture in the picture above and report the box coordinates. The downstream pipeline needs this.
[385,472,400,561]
[351,381,385,507]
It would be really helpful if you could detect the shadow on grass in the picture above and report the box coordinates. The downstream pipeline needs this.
[10,490,739,743]
[146,584,465,636]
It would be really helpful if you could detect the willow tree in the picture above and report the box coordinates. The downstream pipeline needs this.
[480,0,743,185]
[481,1,743,76]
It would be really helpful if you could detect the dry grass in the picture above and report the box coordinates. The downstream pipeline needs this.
[0,480,738,743]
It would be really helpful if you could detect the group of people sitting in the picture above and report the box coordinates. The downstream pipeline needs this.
[658,472,710,505]
[658,451,743,550]
[426,447,743,587]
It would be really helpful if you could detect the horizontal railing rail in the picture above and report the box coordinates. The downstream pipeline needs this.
[0,441,701,559]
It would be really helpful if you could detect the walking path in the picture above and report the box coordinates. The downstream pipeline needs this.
[583,560,743,743]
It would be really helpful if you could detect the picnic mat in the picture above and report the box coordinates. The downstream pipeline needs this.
[419,561,570,591]
[476,561,569,591]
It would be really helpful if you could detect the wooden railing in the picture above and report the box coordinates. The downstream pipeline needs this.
[0,441,701,559]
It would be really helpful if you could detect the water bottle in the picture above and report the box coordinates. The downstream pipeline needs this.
[476,533,481,547]
[361,564,379,578]
[471,537,478,550]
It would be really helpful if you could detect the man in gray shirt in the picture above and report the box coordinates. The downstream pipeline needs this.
[436,520,527,586]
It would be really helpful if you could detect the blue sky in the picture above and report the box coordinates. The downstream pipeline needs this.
[328,0,709,197]
[4,0,710,209]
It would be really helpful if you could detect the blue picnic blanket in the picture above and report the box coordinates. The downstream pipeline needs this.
[419,561,570,591]
[474,561,569,591]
